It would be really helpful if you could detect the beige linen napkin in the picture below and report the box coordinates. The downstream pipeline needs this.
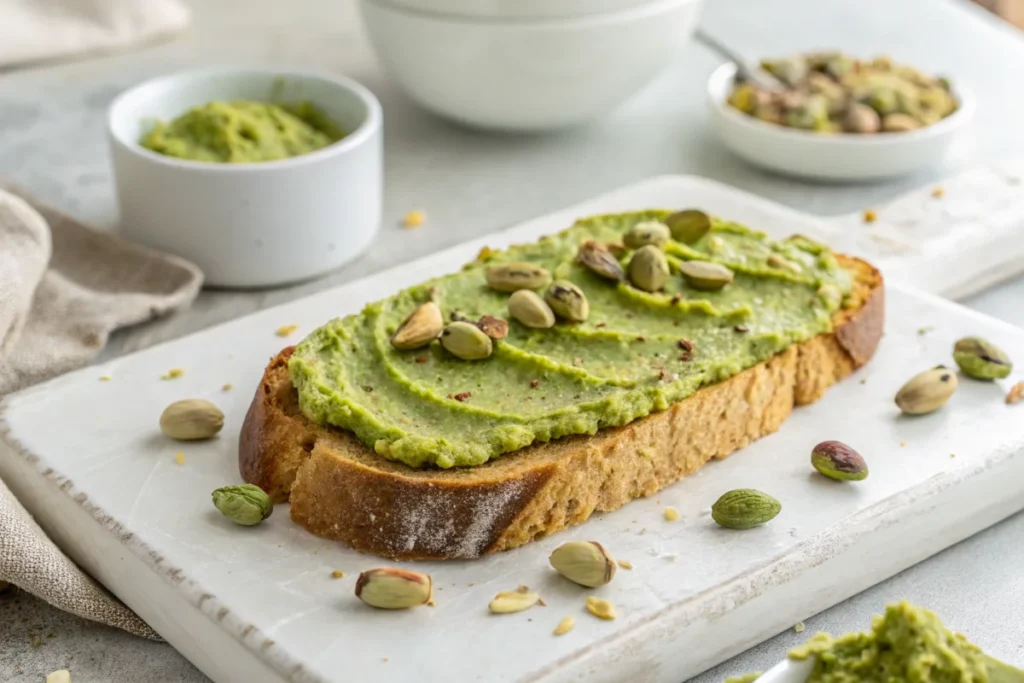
[1,0,191,69]
[0,187,203,639]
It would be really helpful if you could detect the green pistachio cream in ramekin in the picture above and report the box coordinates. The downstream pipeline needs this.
[289,210,857,469]
[140,100,343,163]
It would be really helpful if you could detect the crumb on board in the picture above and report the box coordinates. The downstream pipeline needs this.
[553,616,575,636]
[616,559,633,570]
[381,657,389,663]
[900,441,907,447]
[859,378,867,385]
[174,452,185,465]
[46,671,71,683]
[331,570,346,579]
[664,506,680,522]
[99,375,111,382]
[950,453,956,458]
[863,209,877,223]
[918,326,934,336]
[161,368,184,380]
[931,187,945,198]
[276,324,299,337]
[402,210,425,228]
[222,383,233,391]
[794,622,806,633]
[1006,381,1024,405]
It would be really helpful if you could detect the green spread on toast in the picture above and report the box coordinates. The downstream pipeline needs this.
[289,210,855,469]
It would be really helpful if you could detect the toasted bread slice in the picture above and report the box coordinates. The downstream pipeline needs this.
[240,254,883,560]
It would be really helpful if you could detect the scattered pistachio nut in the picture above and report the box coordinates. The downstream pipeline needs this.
[212,484,273,526]
[545,281,589,322]
[585,596,616,620]
[391,301,443,351]
[159,399,225,441]
[895,366,958,415]
[628,245,670,292]
[577,240,625,281]
[844,102,881,133]
[549,540,616,588]
[485,262,552,292]
[440,321,493,360]
[476,315,509,340]
[952,337,1012,380]
[679,260,734,291]
[489,586,541,614]
[356,568,432,610]
[881,113,921,132]
[46,671,71,683]
[623,221,671,250]
[811,440,868,481]
[553,616,575,636]
[665,209,711,244]
[711,489,781,529]
[508,290,556,329]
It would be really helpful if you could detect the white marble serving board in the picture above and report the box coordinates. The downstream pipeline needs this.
[2,177,1024,683]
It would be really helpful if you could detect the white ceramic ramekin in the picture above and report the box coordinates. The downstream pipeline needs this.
[706,63,975,181]
[108,68,382,288]
[358,0,704,131]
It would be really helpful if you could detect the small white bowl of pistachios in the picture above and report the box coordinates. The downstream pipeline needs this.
[706,53,975,181]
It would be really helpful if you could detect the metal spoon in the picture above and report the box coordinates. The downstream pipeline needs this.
[694,29,785,91]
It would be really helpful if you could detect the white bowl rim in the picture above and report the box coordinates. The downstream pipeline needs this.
[359,0,701,27]
[107,66,383,172]
[706,62,975,147]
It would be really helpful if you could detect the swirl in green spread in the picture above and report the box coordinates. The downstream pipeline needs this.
[290,211,854,469]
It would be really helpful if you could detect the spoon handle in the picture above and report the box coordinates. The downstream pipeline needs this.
[694,29,782,91]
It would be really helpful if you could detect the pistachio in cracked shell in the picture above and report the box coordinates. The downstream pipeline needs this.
[160,399,224,441]
[811,440,868,481]
[549,540,616,588]
[628,245,669,293]
[356,568,432,609]
[679,260,734,291]
[508,289,556,329]
[952,337,1012,380]
[212,484,273,526]
[390,301,443,350]
[440,321,493,360]
[577,240,625,281]
[895,366,958,415]
[623,221,671,250]
[665,209,711,244]
[485,262,551,293]
[545,280,589,322]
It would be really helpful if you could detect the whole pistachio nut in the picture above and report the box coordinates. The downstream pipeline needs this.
[679,260,734,291]
[844,102,881,134]
[485,262,552,293]
[627,245,669,293]
[623,221,671,250]
[440,321,493,360]
[476,315,509,341]
[577,240,625,281]
[545,281,589,323]
[488,586,541,614]
[895,366,958,415]
[355,568,432,610]
[391,301,443,351]
[952,337,1012,380]
[665,209,712,244]
[212,484,273,526]
[160,399,224,441]
[507,290,556,329]
[711,489,781,529]
[811,440,868,481]
[881,113,921,133]
[549,541,616,588]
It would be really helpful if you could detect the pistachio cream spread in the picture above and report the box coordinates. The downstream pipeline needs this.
[289,210,855,469]
[140,100,341,163]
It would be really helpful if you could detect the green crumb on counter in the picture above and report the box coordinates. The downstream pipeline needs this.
[724,674,761,683]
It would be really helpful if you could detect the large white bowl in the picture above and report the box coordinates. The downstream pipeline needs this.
[706,63,975,181]
[359,0,704,131]
[369,0,653,19]
[108,68,382,288]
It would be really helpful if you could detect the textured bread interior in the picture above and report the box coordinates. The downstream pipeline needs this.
[239,254,884,560]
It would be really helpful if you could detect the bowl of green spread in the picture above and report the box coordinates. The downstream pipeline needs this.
[108,68,382,288]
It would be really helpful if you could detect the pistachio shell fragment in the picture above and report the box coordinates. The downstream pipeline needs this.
[160,399,224,441]
[952,337,1012,380]
[440,321,493,360]
[553,616,575,635]
[508,290,556,329]
[711,489,781,529]
[665,209,712,244]
[391,301,443,350]
[485,262,552,293]
[488,586,541,614]
[545,281,589,322]
[549,541,616,588]
[895,366,958,414]
[577,240,625,281]
[679,260,734,291]
[811,440,868,481]
[476,315,509,341]
[623,221,671,250]
[628,245,669,292]
[355,568,432,610]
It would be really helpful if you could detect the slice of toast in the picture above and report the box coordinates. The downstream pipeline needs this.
[240,254,883,560]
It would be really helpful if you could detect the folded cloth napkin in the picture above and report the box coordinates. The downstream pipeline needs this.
[0,186,203,639]
[1,0,191,69]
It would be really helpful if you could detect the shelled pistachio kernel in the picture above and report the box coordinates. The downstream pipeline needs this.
[811,440,868,481]
[508,289,556,329]
[355,568,432,609]
[665,209,711,244]
[679,260,733,291]
[212,484,273,525]
[440,321,493,360]
[485,262,551,292]
[895,366,957,415]
[628,245,669,292]
[623,221,670,249]
[711,489,781,529]
[952,337,1012,380]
